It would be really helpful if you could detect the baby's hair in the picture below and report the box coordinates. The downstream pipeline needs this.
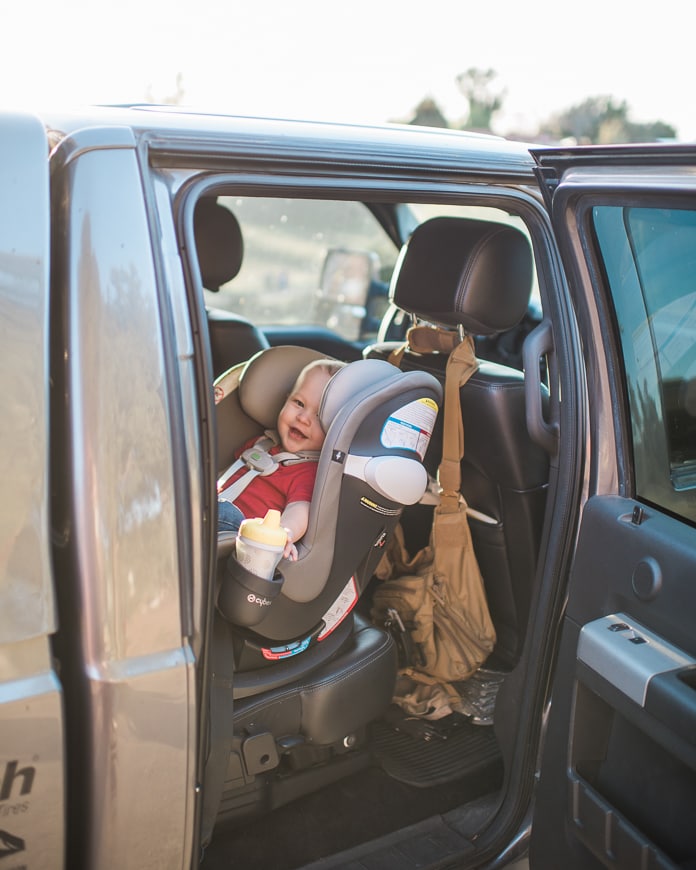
[288,359,347,433]
[297,359,347,382]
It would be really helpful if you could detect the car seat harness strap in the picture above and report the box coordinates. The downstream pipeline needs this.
[218,432,320,502]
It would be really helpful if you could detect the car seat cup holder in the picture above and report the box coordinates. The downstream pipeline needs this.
[218,554,285,627]
[218,510,288,627]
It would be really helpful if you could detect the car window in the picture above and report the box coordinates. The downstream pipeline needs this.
[204,197,541,345]
[205,196,397,342]
[594,205,696,522]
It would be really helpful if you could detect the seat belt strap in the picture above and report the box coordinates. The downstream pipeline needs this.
[217,437,278,500]
[217,434,320,503]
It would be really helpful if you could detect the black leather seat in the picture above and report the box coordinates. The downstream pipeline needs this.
[194,196,270,378]
[365,217,550,668]
[207,306,270,379]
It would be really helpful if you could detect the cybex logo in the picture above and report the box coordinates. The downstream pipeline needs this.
[246,593,272,607]
[0,761,35,802]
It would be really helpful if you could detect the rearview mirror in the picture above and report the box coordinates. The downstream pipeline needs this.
[319,248,377,305]
[316,249,384,341]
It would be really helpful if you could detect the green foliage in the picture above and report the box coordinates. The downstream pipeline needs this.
[409,98,449,129]
[402,69,677,144]
[456,68,504,132]
[540,95,676,144]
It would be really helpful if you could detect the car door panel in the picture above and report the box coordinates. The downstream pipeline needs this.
[530,148,696,870]
[532,495,696,870]
[49,130,195,870]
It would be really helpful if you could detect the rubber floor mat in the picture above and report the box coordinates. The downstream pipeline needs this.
[371,709,502,787]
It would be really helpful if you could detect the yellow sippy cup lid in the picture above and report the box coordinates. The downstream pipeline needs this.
[238,509,288,547]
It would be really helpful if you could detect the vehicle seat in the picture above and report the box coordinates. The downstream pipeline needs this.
[194,196,270,378]
[215,345,443,647]
[365,216,550,667]
[210,348,442,819]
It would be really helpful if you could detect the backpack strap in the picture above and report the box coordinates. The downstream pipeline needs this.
[388,325,461,367]
[437,334,478,512]
[386,327,478,512]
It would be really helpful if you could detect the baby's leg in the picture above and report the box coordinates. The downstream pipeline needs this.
[217,499,245,534]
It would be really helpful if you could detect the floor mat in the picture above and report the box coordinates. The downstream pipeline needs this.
[202,763,503,870]
[371,707,502,787]
[201,709,503,869]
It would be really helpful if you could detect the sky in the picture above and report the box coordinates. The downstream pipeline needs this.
[4,1,694,141]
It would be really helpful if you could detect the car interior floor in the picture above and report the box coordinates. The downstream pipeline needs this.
[201,714,504,870]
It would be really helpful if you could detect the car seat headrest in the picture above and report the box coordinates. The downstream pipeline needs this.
[238,345,331,430]
[194,197,244,291]
[390,216,533,336]
[319,358,398,430]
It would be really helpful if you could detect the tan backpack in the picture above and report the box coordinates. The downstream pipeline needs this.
[371,331,496,691]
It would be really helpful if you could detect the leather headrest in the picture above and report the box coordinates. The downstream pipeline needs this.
[390,217,533,335]
[194,197,244,291]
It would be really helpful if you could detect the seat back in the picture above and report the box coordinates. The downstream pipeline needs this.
[194,196,270,378]
[366,217,549,667]
[215,346,442,643]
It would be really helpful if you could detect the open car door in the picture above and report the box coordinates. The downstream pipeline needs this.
[529,145,696,870]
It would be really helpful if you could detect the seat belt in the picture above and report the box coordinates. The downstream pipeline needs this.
[217,431,319,502]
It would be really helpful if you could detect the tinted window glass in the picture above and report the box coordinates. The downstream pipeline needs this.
[203,197,537,347]
[594,205,696,521]
[205,197,396,342]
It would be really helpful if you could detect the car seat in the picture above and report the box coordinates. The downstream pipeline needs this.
[194,196,270,378]
[215,345,442,644]
[208,347,442,823]
[365,216,550,667]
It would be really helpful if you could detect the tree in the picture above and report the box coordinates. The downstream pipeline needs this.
[456,67,504,132]
[624,119,676,143]
[540,95,676,144]
[409,97,449,129]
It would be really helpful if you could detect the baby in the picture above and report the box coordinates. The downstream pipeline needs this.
[217,359,345,559]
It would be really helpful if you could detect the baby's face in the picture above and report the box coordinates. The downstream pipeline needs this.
[277,367,331,454]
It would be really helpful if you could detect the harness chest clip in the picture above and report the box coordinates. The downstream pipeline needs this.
[241,446,279,476]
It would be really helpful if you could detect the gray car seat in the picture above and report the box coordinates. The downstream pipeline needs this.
[215,345,442,646]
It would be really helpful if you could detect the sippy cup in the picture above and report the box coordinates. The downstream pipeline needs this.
[234,509,288,580]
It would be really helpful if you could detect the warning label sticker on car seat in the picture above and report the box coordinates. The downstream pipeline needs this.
[380,398,438,459]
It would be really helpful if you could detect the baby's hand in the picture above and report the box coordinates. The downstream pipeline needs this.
[283,531,298,561]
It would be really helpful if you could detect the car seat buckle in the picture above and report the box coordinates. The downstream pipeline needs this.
[241,446,279,476]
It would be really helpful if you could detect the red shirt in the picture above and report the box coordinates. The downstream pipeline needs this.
[220,438,318,520]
